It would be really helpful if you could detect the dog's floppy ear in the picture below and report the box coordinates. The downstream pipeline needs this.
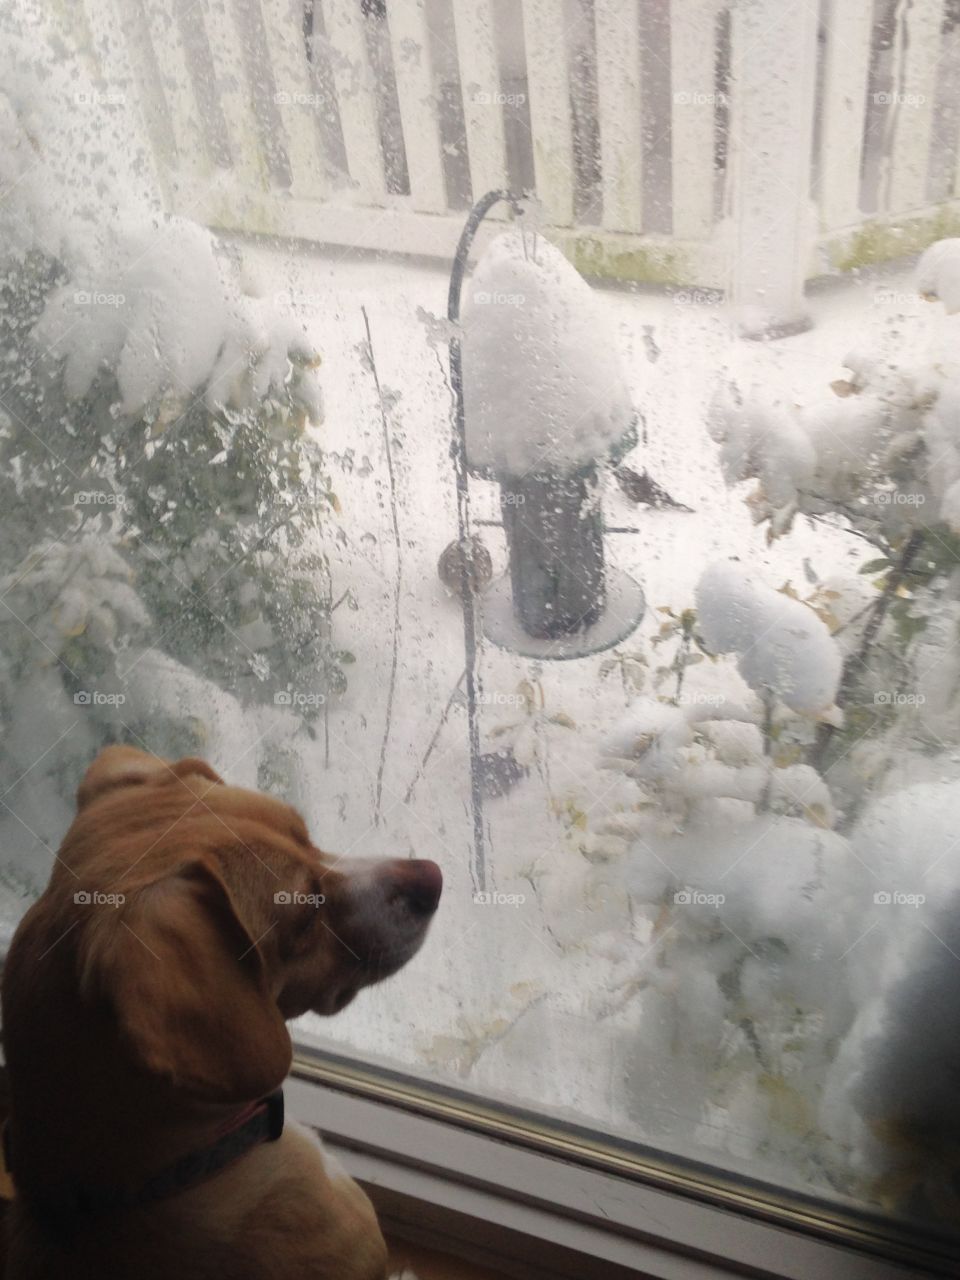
[77,746,224,809]
[80,858,291,1102]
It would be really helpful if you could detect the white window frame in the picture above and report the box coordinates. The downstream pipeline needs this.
[289,1050,956,1280]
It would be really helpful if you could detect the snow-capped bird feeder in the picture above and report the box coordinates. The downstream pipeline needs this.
[461,230,645,658]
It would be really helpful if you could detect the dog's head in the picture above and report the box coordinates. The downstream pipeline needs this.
[16,746,442,1103]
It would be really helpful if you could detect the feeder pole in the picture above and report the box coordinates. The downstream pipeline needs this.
[447,189,524,894]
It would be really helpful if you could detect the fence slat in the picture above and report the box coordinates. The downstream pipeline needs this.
[521,0,575,226]
[259,0,326,196]
[76,0,167,195]
[818,0,873,231]
[385,0,446,212]
[321,0,387,203]
[197,0,266,189]
[884,0,945,214]
[451,0,508,203]
[670,0,717,239]
[139,0,211,177]
[594,0,643,233]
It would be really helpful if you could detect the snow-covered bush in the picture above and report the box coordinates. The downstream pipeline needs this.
[0,13,338,903]
[580,242,960,1211]
[695,563,842,719]
[706,245,960,797]
[571,561,846,1170]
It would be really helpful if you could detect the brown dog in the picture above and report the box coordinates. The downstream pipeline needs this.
[0,746,442,1279]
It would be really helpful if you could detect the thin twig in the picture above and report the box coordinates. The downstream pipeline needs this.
[403,669,466,804]
[759,689,775,812]
[811,529,926,770]
[360,306,403,824]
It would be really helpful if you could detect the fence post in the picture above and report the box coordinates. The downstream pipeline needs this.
[521,0,575,227]
[726,0,819,336]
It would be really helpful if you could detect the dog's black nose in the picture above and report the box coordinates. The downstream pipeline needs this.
[383,859,443,915]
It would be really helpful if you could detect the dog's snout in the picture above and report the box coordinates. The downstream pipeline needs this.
[382,859,443,916]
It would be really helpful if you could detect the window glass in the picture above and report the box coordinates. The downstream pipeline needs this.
[3,0,960,1235]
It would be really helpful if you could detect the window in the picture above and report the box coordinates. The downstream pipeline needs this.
[1,0,959,1273]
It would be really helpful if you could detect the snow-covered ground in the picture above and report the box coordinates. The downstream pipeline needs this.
[221,236,950,1201]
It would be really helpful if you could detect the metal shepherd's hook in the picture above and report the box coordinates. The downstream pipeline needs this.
[446,189,525,894]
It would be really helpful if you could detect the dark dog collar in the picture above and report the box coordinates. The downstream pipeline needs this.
[5,1088,284,1248]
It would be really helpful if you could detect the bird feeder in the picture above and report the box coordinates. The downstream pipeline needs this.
[460,229,645,659]
[444,194,647,893]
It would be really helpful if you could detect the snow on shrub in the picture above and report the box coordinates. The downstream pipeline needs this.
[601,701,836,839]
[0,18,338,903]
[916,236,960,314]
[705,245,960,544]
[584,253,960,1199]
[33,218,325,422]
[462,230,634,475]
[695,562,842,717]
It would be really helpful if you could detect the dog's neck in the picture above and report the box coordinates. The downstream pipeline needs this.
[5,1084,284,1247]
[5,981,286,1200]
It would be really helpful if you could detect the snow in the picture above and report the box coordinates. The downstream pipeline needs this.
[8,0,960,1230]
[916,237,960,313]
[0,15,321,426]
[142,241,882,1194]
[6,32,960,1213]
[31,217,324,420]
[461,230,635,476]
[707,243,960,541]
[0,2,158,268]
[0,229,898,1204]
[822,782,960,1208]
[34,217,228,413]
[695,562,842,716]
[707,379,815,522]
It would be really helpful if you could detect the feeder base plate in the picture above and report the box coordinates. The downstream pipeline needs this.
[481,569,645,659]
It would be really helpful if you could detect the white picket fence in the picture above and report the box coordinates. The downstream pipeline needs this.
[64,0,960,327]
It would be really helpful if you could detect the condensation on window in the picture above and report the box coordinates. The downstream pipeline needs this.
[2,0,960,1232]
